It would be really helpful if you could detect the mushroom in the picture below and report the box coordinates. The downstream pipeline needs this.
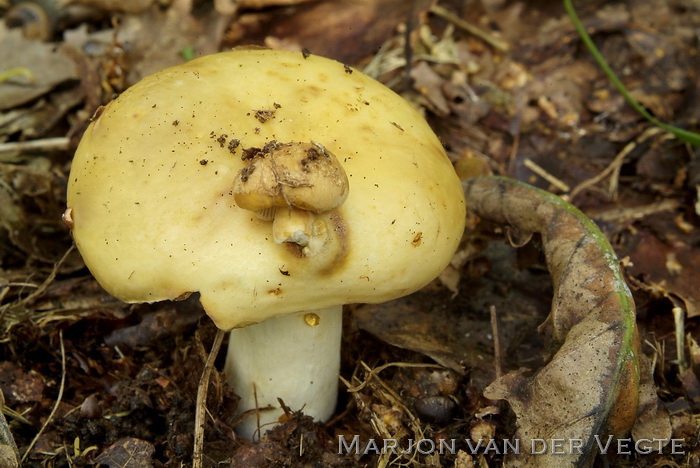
[66,49,466,439]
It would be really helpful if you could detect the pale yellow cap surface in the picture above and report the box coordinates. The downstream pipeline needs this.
[67,49,466,330]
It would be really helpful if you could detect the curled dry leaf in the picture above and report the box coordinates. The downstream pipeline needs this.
[464,176,655,466]
[0,24,77,111]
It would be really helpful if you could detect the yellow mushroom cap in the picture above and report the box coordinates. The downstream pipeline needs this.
[66,49,466,331]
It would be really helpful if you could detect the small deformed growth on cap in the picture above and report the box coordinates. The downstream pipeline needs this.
[233,141,348,212]
[232,141,349,259]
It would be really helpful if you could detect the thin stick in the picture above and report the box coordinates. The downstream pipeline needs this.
[404,0,418,87]
[192,328,225,468]
[568,127,662,202]
[430,5,509,52]
[490,305,503,379]
[523,158,571,193]
[21,331,65,464]
[589,199,680,223]
[253,384,261,440]
[672,307,687,373]
[0,137,70,155]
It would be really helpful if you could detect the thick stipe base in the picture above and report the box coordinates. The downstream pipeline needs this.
[223,306,342,440]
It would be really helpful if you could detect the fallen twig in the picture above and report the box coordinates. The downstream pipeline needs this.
[192,328,225,468]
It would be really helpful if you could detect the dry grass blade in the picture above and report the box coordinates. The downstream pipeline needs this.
[342,361,442,393]
[1,246,76,340]
[340,360,431,467]
[21,331,65,464]
[568,128,664,202]
[672,307,687,373]
[18,245,75,308]
[490,305,503,379]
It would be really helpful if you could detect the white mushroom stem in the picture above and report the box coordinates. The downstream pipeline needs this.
[223,305,343,440]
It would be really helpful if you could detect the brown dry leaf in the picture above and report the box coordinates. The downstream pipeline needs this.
[0,24,78,111]
[228,0,433,65]
[465,176,648,466]
[679,368,700,404]
[623,231,700,318]
[0,159,62,261]
[410,61,451,117]
[0,180,25,259]
[0,87,84,140]
[117,0,229,84]
[104,307,203,348]
[355,297,467,374]
[526,60,599,131]
[689,334,700,368]
[94,437,155,467]
[0,362,45,406]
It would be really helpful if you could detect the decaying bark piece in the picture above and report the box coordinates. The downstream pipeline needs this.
[464,176,643,467]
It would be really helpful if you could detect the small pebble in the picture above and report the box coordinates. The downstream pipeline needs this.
[415,395,456,424]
